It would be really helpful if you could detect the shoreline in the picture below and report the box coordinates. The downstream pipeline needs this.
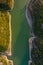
[6,12,12,56]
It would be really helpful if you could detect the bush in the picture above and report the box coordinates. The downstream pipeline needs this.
[0,56,7,65]
[0,11,10,52]
[0,0,14,11]
[28,0,43,37]
[31,38,43,65]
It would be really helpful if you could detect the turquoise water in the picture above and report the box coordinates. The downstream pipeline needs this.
[8,0,30,65]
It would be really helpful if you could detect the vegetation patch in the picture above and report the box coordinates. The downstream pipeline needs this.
[31,38,43,65]
[0,11,10,52]
[28,0,43,37]
[0,56,8,65]
[0,0,14,11]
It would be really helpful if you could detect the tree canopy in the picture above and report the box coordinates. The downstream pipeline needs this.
[0,11,10,52]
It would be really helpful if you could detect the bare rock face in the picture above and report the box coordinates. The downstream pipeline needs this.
[26,0,43,37]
